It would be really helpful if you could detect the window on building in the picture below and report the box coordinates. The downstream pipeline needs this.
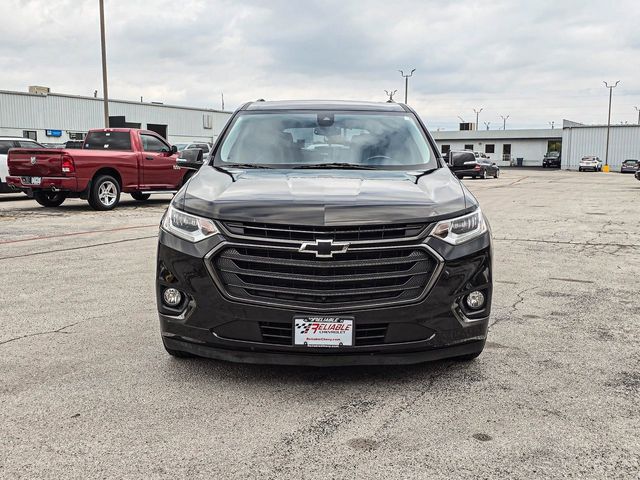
[485,144,495,154]
[441,144,450,154]
[141,134,170,153]
[503,144,511,155]
[464,144,473,151]
[23,130,37,141]
[68,132,86,141]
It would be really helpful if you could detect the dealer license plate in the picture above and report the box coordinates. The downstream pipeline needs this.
[22,176,41,185]
[294,316,354,348]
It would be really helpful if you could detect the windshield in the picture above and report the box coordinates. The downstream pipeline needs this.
[214,112,437,169]
[623,159,638,163]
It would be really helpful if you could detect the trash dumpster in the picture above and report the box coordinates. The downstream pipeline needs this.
[516,157,524,167]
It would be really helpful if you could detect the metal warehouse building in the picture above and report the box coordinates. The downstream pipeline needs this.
[432,120,640,172]
[561,121,640,171]
[0,87,231,145]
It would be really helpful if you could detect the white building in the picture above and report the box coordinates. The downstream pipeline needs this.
[431,128,561,167]
[0,87,232,145]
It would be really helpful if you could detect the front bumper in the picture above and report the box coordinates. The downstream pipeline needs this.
[579,164,599,171]
[157,227,492,366]
[6,175,78,191]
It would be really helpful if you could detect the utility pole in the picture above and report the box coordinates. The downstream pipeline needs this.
[603,81,620,173]
[398,69,415,104]
[99,0,109,127]
[473,108,483,131]
[221,92,225,110]
[500,115,509,130]
[484,122,491,130]
[634,106,640,125]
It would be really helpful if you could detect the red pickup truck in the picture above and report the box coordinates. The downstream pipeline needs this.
[7,128,186,210]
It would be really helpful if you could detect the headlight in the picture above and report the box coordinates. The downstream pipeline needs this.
[161,205,219,242]
[430,209,487,245]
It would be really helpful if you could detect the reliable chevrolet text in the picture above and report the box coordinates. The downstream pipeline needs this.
[157,100,493,366]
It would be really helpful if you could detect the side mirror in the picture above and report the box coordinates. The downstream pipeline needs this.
[176,148,204,170]
[171,145,178,154]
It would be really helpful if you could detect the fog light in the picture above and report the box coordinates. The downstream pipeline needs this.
[465,291,485,310]
[163,288,182,307]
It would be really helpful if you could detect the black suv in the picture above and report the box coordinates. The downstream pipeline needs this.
[157,100,492,366]
[542,151,561,168]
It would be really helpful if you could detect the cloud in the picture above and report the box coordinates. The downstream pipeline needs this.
[1,0,639,129]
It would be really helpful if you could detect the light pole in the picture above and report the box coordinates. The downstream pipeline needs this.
[484,122,491,130]
[473,108,483,131]
[603,81,620,173]
[398,69,415,104]
[384,89,397,103]
[549,121,555,129]
[500,115,509,130]
[99,0,109,127]
[634,106,640,125]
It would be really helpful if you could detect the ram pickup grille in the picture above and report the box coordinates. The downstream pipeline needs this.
[222,221,426,243]
[259,321,389,346]
[211,244,437,309]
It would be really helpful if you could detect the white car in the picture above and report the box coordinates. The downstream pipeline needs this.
[578,156,602,172]
[0,137,44,194]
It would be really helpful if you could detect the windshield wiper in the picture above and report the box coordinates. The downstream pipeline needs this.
[293,163,377,170]
[222,163,273,169]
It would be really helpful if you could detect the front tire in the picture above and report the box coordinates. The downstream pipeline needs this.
[131,192,151,201]
[494,169,499,178]
[88,175,121,211]
[481,170,487,179]
[34,190,67,207]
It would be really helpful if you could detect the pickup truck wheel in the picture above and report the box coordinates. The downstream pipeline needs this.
[89,175,121,210]
[34,190,67,207]
[131,192,151,201]
[481,170,487,179]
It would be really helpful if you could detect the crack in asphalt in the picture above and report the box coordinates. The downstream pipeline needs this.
[489,287,529,330]
[0,235,158,261]
[0,322,80,346]
[494,237,639,249]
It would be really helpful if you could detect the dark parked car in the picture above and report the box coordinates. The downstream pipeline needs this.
[542,151,561,168]
[447,150,500,179]
[157,100,493,366]
[635,169,640,181]
[621,159,639,173]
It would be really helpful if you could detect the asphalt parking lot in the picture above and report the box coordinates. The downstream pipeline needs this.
[1,169,639,479]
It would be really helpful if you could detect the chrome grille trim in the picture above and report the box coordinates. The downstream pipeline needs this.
[217,221,430,245]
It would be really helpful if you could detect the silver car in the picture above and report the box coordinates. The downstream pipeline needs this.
[578,156,602,172]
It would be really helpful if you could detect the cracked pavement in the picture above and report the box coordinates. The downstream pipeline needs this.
[0,170,639,479]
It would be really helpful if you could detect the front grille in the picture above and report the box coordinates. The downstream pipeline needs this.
[222,221,426,243]
[259,321,389,346]
[211,244,437,310]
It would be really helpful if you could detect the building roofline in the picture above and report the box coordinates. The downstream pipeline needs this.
[0,89,231,115]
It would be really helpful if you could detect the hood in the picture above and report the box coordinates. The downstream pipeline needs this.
[179,167,474,225]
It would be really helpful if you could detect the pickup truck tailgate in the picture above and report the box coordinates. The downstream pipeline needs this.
[8,149,66,177]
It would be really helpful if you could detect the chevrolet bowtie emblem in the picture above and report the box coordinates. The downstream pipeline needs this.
[299,239,350,258]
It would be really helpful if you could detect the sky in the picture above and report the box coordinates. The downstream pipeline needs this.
[1,0,640,130]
